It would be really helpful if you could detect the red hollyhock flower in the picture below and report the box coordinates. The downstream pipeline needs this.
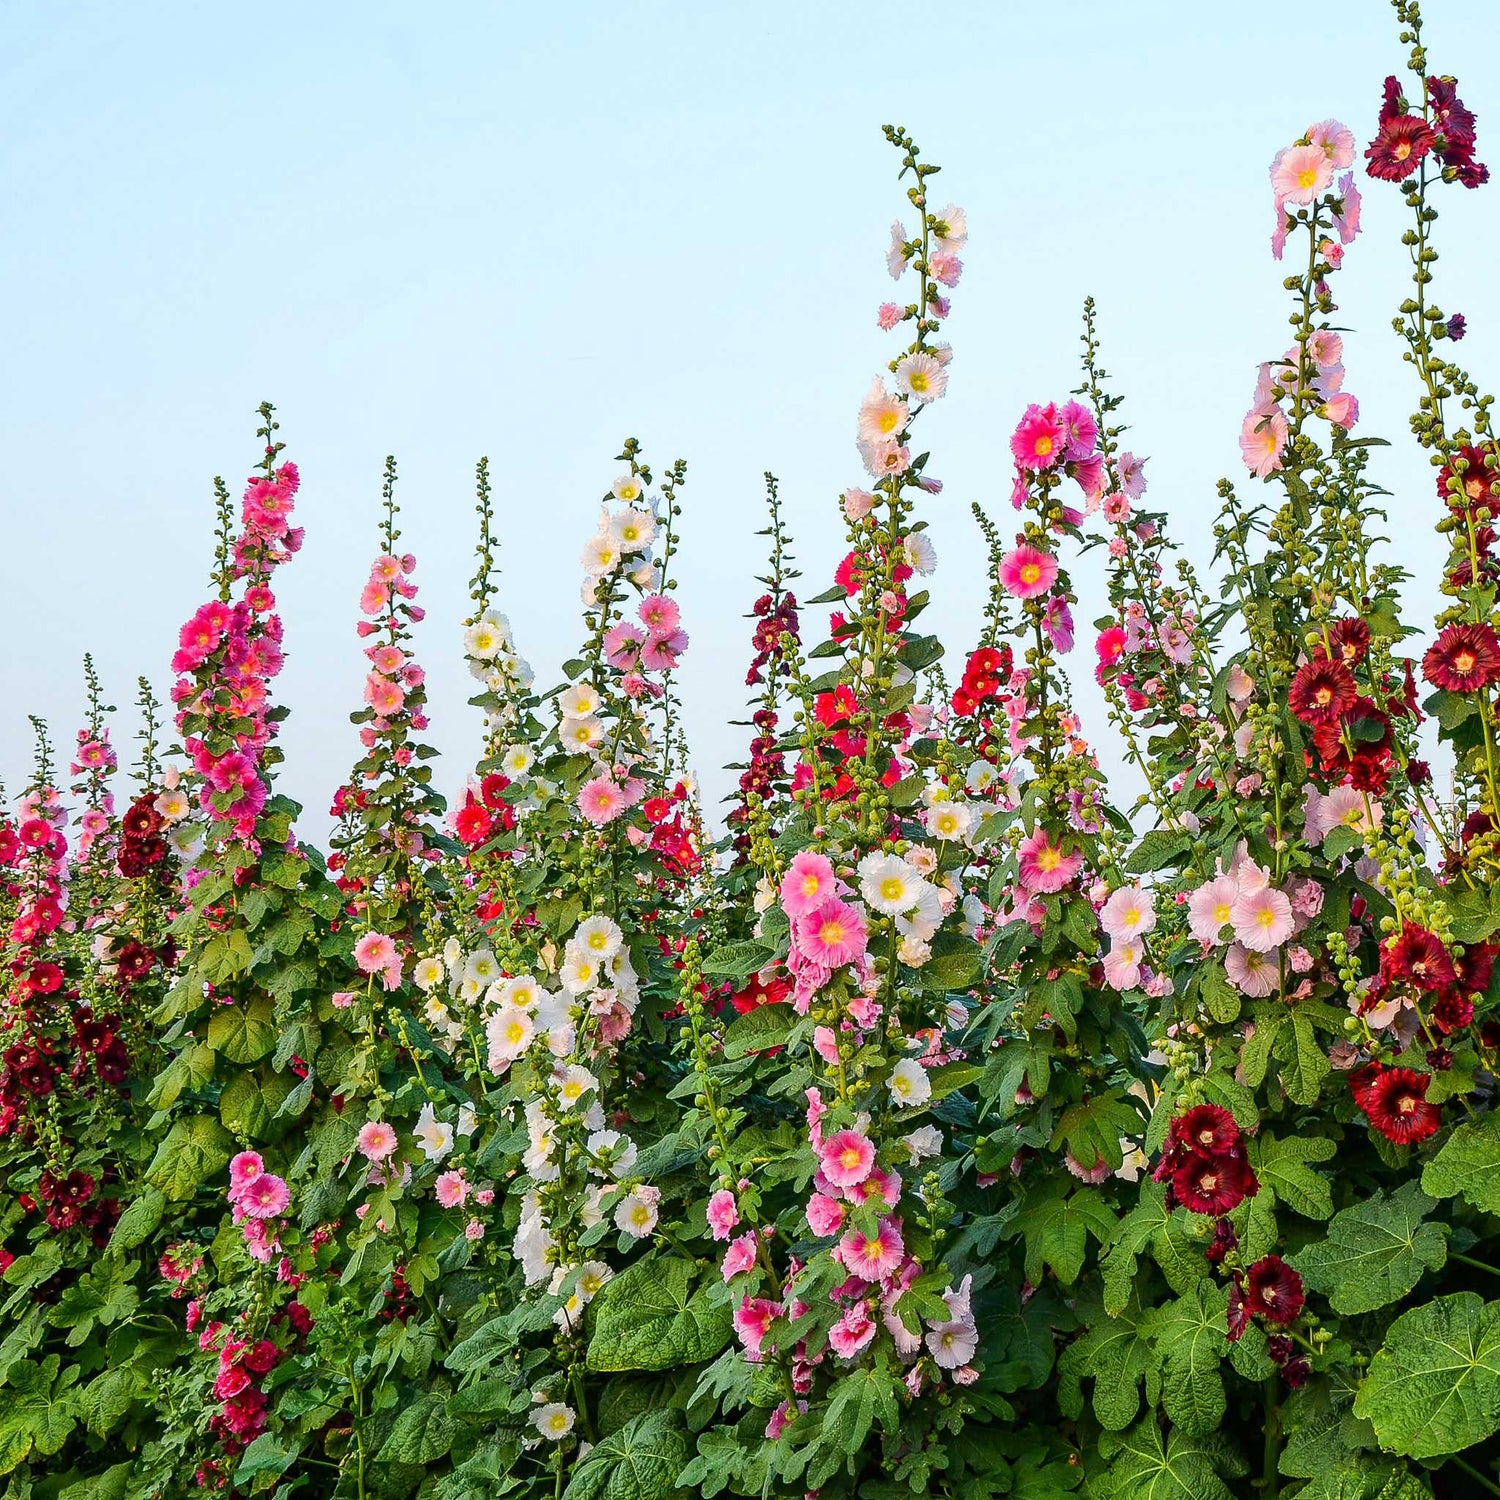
[1170,1103,1239,1160]
[1456,943,1496,995]
[1437,444,1498,510]
[1423,623,1500,694]
[453,801,492,848]
[1244,1256,1305,1326]
[1356,1065,1441,1145]
[1382,924,1457,990]
[27,962,63,996]
[1172,1152,1257,1215]
[951,687,978,717]
[729,972,792,1015]
[478,772,510,808]
[1366,112,1436,180]
[1288,658,1358,727]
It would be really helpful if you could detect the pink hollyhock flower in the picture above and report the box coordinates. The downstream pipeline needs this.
[721,1232,759,1281]
[1102,939,1143,992]
[998,544,1059,601]
[1308,118,1355,169]
[1226,942,1279,998]
[1116,451,1148,498]
[331,990,356,1009]
[839,1218,904,1281]
[1102,492,1132,525]
[356,1121,399,1162]
[579,777,628,826]
[819,1129,876,1189]
[602,621,644,668]
[877,302,902,330]
[1230,885,1294,953]
[1307,330,1343,369]
[359,581,388,616]
[1322,392,1359,428]
[926,1314,979,1369]
[796,899,867,968]
[1333,171,1361,243]
[707,1189,740,1241]
[1043,596,1074,654]
[928,251,962,287]
[1058,399,1098,460]
[435,1170,469,1208]
[1272,143,1333,205]
[638,594,680,638]
[1010,404,1065,471]
[843,487,877,521]
[353,932,397,975]
[1188,875,1240,943]
[813,1026,841,1066]
[806,1192,846,1237]
[780,851,837,919]
[227,1151,265,1201]
[238,1173,289,1221]
[1016,827,1083,895]
[848,1166,902,1210]
[1100,885,1156,942]
[828,1304,877,1359]
[1240,407,1288,478]
[733,1296,779,1356]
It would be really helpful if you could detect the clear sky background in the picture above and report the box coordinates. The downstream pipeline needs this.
[3,1,1497,840]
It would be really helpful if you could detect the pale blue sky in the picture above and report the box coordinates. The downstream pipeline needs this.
[3,1,1496,835]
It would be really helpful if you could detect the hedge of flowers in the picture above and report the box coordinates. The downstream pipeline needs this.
[7,5,1500,1497]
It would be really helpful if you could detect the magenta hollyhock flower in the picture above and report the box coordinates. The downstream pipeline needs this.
[356,1121,399,1162]
[227,1151,265,1201]
[707,1189,740,1242]
[1010,403,1065,471]
[732,1296,779,1355]
[796,899,868,968]
[1016,827,1083,895]
[998,544,1059,601]
[806,1192,846,1237]
[1058,399,1098,460]
[819,1129,876,1189]
[1333,171,1362,243]
[720,1232,758,1281]
[238,1173,290,1221]
[353,932,397,975]
[780,850,837,919]
[839,1218,905,1281]
[1043,596,1074,654]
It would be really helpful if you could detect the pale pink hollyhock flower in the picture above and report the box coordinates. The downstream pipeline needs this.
[894,352,947,405]
[829,1304,877,1359]
[227,1151,265,1200]
[887,220,909,278]
[1225,942,1279,998]
[578,777,628,826]
[1322,392,1359,429]
[1333,172,1361,243]
[843,487,877,521]
[331,990,356,1009]
[465,1219,485,1241]
[1066,1150,1112,1183]
[435,1170,469,1208]
[353,932,397,975]
[813,1026,841,1066]
[1307,329,1343,369]
[357,1121,399,1162]
[819,1129,876,1189]
[933,202,967,251]
[1241,407,1289,478]
[1188,876,1239,943]
[1100,885,1156,942]
[1016,827,1083,895]
[860,437,911,478]
[927,1316,979,1369]
[839,1218,904,1281]
[780,850,838,919]
[796,899,868,968]
[877,302,902,331]
[1308,118,1356,169]
[602,621,644,668]
[928,250,962,286]
[720,1232,758,1281]
[998,544,1059,601]
[1230,885,1294,952]
[1287,946,1314,974]
[858,378,909,445]
[733,1296,779,1355]
[238,1173,290,1220]
[1350,982,1403,1031]
[706,1189,740,1242]
[1102,493,1132,525]
[1116,452,1148,499]
[806,1192,846,1237]
[1102,940,1143,992]
[1272,143,1333,205]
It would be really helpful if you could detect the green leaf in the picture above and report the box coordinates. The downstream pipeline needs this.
[1254,1131,1335,1220]
[207,998,277,1064]
[1422,1113,1500,1214]
[145,1114,233,1201]
[1144,1282,1229,1439]
[1197,965,1240,1025]
[1008,1182,1116,1287]
[1124,831,1192,875]
[1091,1419,1234,1500]
[377,1392,457,1464]
[1290,1182,1448,1315]
[234,1431,299,1484]
[108,1186,166,1253]
[822,1361,903,1455]
[916,935,983,991]
[562,1410,689,1500]
[1274,1013,1328,1106]
[52,1255,138,1345]
[587,1257,732,1373]
[720,1004,798,1059]
[1353,1292,1500,1459]
[219,1069,295,1138]
[700,941,774,980]
[1058,1301,1150,1430]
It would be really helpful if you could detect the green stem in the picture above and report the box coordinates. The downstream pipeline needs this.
[1454,1252,1500,1279]
[1451,1455,1500,1498]
[1261,1377,1281,1499]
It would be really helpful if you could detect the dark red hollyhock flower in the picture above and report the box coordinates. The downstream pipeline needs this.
[1171,1103,1240,1159]
[286,1301,314,1336]
[1448,314,1468,341]
[1423,623,1500,694]
[1407,759,1432,787]
[1357,1065,1442,1145]
[1429,76,1489,187]
[1379,75,1406,122]
[1327,618,1372,666]
[1456,943,1496,995]
[453,800,492,848]
[1172,1152,1258,1215]
[1281,1355,1312,1388]
[1226,1277,1249,1343]
[1366,112,1437,180]
[1382,924,1457,990]
[74,1017,115,1054]
[1437,444,1498,510]
[1288,657,1359,726]
[1245,1256,1306,1326]
[121,797,163,839]
[1204,1218,1239,1264]
[27,961,63,995]
[114,940,156,983]
[1432,990,1475,1034]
